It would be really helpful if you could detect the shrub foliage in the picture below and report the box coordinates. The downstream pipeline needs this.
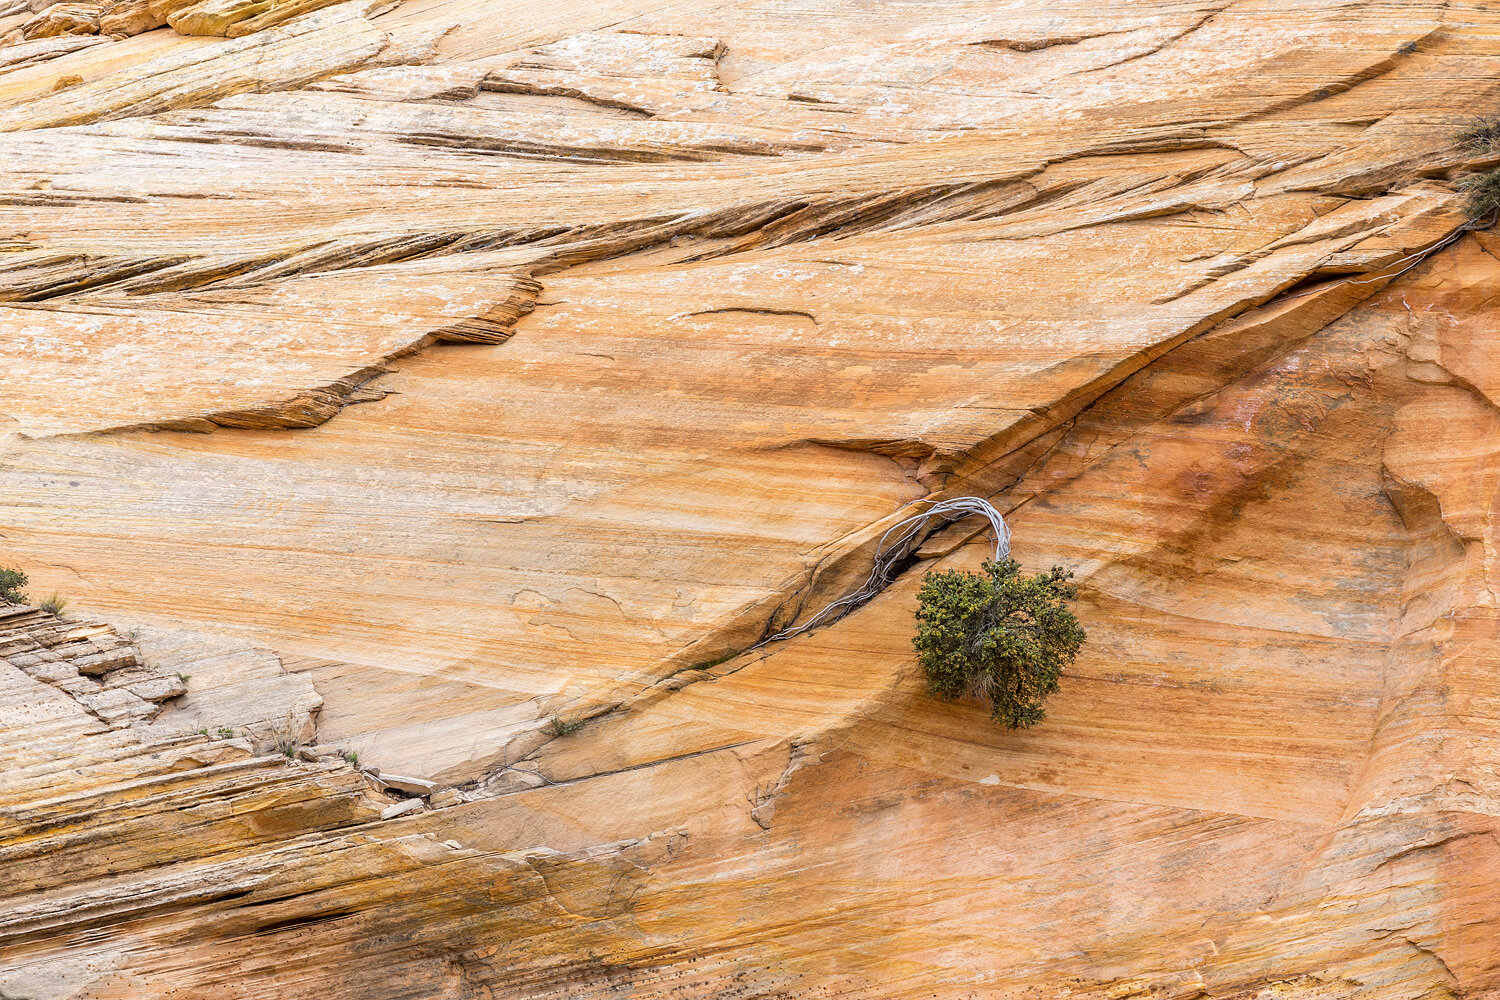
[1457,117,1500,223]
[1463,169,1500,222]
[913,558,1084,729]
[0,566,27,605]
[1458,116,1500,153]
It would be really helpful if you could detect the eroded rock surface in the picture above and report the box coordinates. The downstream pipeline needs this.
[2,0,1500,996]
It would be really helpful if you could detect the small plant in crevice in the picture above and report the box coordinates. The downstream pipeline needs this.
[1461,169,1500,224]
[914,558,1085,730]
[688,650,739,672]
[1457,115,1500,154]
[0,567,27,605]
[177,672,192,684]
[342,748,360,767]
[258,710,309,760]
[38,592,67,617]
[543,714,583,738]
[216,725,237,740]
[1454,117,1500,227]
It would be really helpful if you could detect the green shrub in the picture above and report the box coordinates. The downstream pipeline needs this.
[1462,169,1500,222]
[0,567,27,605]
[1458,116,1500,153]
[913,558,1085,729]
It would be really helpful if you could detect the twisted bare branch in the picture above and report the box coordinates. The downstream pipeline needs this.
[753,496,1010,648]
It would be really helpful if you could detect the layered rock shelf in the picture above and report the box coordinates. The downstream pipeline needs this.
[2,0,1500,996]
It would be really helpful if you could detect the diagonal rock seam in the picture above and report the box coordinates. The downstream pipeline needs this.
[27,166,1485,441]
[475,233,1465,792]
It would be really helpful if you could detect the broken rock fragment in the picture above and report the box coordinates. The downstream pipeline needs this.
[19,1,101,38]
[379,773,438,796]
[97,0,170,36]
[166,0,348,37]
[429,788,462,808]
[380,798,424,820]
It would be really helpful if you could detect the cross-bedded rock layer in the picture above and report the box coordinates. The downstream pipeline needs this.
[2,1,1499,996]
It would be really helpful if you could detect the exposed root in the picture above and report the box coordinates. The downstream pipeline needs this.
[750,496,1011,649]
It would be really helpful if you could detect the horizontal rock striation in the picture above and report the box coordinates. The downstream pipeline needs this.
[2,0,1500,997]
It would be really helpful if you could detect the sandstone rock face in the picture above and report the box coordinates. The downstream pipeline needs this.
[166,0,354,38]
[18,1,101,39]
[2,1,1500,997]
[96,0,168,38]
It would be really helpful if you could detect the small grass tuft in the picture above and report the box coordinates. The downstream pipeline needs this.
[260,710,308,760]
[543,714,584,738]
[177,672,192,684]
[38,592,67,617]
[216,725,237,740]
[342,748,360,767]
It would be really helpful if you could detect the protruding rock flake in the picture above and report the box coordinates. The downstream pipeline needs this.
[3,1,1500,997]
[0,605,179,725]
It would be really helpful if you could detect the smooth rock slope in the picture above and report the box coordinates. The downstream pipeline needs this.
[2,0,1500,996]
